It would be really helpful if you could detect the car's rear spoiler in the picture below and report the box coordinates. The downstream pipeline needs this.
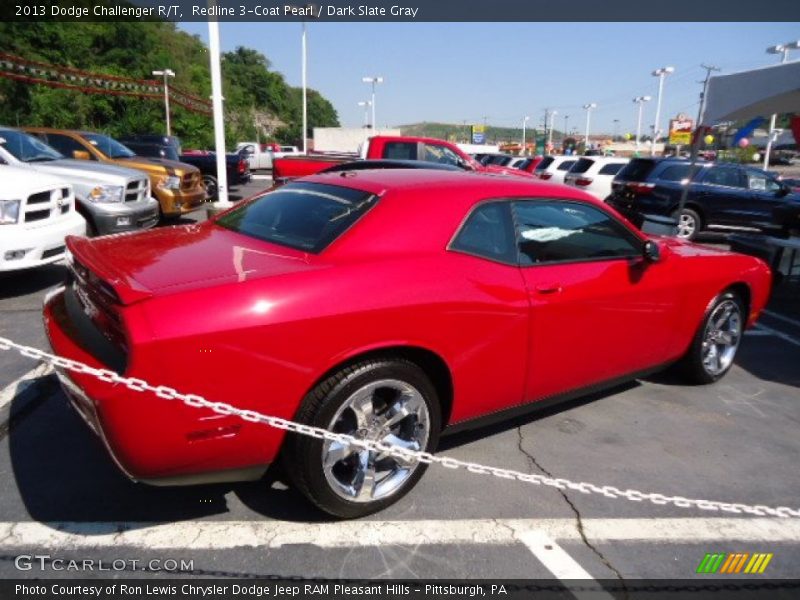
[65,236,153,306]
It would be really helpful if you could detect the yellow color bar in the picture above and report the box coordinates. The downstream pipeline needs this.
[758,553,774,574]
[744,554,761,574]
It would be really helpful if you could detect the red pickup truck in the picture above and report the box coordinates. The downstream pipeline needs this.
[272,136,534,183]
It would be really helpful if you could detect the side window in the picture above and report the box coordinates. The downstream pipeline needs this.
[747,171,781,192]
[598,163,626,176]
[450,202,516,264]
[422,144,462,167]
[702,167,744,188]
[46,134,93,160]
[382,142,417,160]
[657,165,692,182]
[513,201,641,265]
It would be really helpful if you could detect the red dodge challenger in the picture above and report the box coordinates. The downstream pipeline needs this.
[44,169,771,517]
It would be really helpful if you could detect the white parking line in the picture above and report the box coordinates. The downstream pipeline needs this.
[762,309,800,330]
[751,323,800,348]
[251,174,273,181]
[0,363,53,412]
[0,517,797,551]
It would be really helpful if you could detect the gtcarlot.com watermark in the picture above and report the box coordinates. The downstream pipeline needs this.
[14,554,193,573]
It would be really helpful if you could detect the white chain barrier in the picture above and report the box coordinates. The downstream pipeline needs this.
[1,334,798,518]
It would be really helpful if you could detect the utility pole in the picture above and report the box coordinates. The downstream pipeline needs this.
[152,69,175,136]
[675,64,720,235]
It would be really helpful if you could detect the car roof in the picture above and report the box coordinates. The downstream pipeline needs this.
[294,169,634,257]
[301,168,595,202]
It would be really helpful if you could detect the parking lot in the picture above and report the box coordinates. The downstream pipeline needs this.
[0,175,799,583]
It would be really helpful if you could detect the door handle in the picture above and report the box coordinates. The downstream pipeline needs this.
[535,283,562,294]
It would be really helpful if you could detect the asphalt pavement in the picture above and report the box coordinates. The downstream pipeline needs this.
[0,173,799,583]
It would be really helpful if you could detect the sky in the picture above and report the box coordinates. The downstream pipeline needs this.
[179,22,800,135]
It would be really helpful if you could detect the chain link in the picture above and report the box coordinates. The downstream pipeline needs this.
[2,334,798,518]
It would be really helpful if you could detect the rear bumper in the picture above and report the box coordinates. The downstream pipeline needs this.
[43,287,276,484]
[0,213,86,272]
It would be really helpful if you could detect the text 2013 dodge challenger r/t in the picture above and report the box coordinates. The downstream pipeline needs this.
[43,169,771,517]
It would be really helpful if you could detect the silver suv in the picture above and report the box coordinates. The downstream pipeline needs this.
[0,127,159,236]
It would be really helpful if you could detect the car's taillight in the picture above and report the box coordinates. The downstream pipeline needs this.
[238,159,246,174]
[575,177,593,187]
[539,172,553,180]
[627,182,655,194]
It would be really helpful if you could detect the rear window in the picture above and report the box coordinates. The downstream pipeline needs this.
[383,142,417,160]
[598,163,626,176]
[616,159,657,182]
[557,160,577,171]
[216,182,377,253]
[569,158,595,174]
[535,156,555,171]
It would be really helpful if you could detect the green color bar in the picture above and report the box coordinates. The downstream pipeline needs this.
[696,553,713,573]
[710,553,726,573]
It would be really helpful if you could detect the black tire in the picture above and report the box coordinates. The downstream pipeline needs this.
[282,358,441,519]
[680,290,744,384]
[672,207,702,241]
[202,175,218,202]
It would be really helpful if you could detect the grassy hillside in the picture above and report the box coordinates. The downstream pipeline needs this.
[0,22,338,148]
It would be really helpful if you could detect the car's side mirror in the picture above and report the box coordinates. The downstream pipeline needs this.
[72,150,91,160]
[777,185,790,197]
[643,240,661,263]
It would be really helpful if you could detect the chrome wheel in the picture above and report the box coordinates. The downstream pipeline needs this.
[701,299,742,376]
[676,212,697,239]
[322,379,430,503]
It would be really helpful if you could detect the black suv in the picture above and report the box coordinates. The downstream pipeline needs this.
[607,158,800,240]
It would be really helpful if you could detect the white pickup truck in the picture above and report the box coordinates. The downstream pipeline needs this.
[1,165,86,271]
[236,142,302,170]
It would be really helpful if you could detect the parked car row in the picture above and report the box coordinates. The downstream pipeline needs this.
[520,151,800,241]
[120,134,251,201]
[0,126,247,272]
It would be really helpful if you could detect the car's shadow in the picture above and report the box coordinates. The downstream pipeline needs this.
[11,378,639,528]
[8,387,332,528]
[0,264,67,300]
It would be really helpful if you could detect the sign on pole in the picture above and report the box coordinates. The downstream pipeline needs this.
[669,115,694,146]
[471,124,486,144]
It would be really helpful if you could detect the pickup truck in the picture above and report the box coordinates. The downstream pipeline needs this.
[1,164,86,271]
[24,128,206,218]
[236,143,303,170]
[272,136,535,183]
[0,127,159,236]
[119,136,251,201]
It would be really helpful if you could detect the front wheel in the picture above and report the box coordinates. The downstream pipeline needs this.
[283,358,441,518]
[202,175,218,201]
[681,291,744,384]
[672,207,702,240]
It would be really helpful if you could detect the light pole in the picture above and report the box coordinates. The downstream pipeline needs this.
[206,15,229,208]
[633,96,652,150]
[548,110,558,147]
[764,41,799,169]
[301,22,307,154]
[152,69,175,136]
[358,101,372,128]
[361,76,384,130]
[521,115,530,154]
[651,66,675,156]
[563,114,569,141]
[582,103,596,150]
[613,119,620,140]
